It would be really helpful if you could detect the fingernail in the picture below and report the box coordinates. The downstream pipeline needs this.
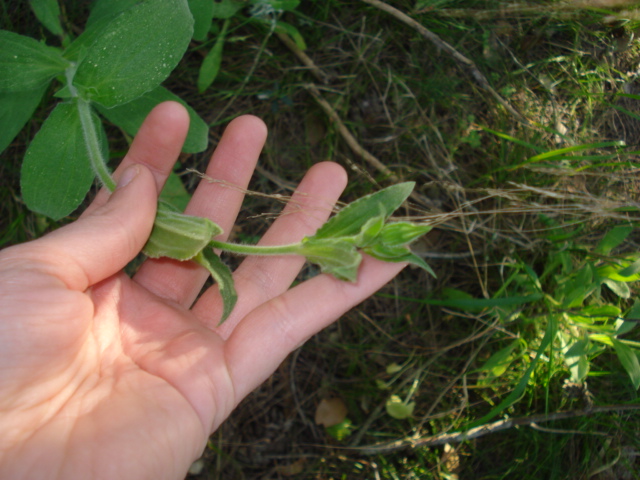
[116,165,139,190]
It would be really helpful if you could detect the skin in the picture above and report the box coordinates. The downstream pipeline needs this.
[0,102,405,480]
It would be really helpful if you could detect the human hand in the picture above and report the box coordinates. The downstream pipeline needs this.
[0,102,406,480]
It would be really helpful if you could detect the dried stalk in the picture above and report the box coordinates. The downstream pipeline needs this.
[344,404,640,455]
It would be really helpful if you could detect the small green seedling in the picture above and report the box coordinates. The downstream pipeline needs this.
[2,0,435,323]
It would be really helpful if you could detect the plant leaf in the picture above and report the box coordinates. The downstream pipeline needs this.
[364,245,437,278]
[188,0,215,41]
[28,0,63,36]
[143,201,222,261]
[159,168,191,212]
[20,102,96,220]
[0,85,48,154]
[385,395,415,420]
[198,19,229,93]
[96,86,208,153]
[379,222,432,246]
[0,30,69,92]
[86,0,139,28]
[612,339,640,390]
[73,0,194,108]
[313,182,415,240]
[595,225,633,255]
[299,238,362,282]
[260,0,301,10]
[617,258,640,278]
[212,0,245,19]
[602,278,630,299]
[275,20,306,50]
[193,248,238,324]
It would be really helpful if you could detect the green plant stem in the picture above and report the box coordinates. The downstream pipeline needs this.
[76,98,116,192]
[209,239,303,256]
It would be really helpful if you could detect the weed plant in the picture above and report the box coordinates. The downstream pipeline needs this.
[2,1,640,479]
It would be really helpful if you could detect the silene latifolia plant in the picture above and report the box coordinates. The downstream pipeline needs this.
[2,0,435,323]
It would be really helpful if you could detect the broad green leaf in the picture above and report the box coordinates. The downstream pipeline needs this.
[0,30,69,92]
[595,225,633,255]
[612,339,640,390]
[188,0,215,41]
[597,262,640,283]
[29,0,63,36]
[564,337,590,382]
[143,201,222,261]
[299,238,362,282]
[73,0,194,108]
[193,248,238,324]
[212,0,245,19]
[20,102,95,220]
[198,20,229,93]
[313,183,415,240]
[95,86,208,153]
[86,0,139,28]
[602,278,631,299]
[385,395,415,420]
[0,85,48,154]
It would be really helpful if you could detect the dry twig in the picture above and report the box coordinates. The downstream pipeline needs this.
[343,404,640,455]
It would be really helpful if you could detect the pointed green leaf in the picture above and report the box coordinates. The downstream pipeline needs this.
[194,248,238,324]
[0,30,69,92]
[612,339,640,390]
[20,102,96,220]
[364,245,437,278]
[29,0,63,36]
[198,20,228,93]
[143,201,222,261]
[618,258,640,278]
[379,222,432,247]
[0,85,48,154]
[595,225,633,255]
[96,86,208,153]
[73,0,194,107]
[188,0,215,41]
[313,183,415,240]
[299,238,362,282]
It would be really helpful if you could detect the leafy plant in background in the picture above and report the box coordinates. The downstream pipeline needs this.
[192,0,304,93]
[1,0,434,323]
[419,221,640,425]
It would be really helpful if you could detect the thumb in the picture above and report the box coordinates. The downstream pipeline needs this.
[29,164,158,291]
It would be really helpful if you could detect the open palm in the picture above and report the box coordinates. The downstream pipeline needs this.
[0,102,405,480]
